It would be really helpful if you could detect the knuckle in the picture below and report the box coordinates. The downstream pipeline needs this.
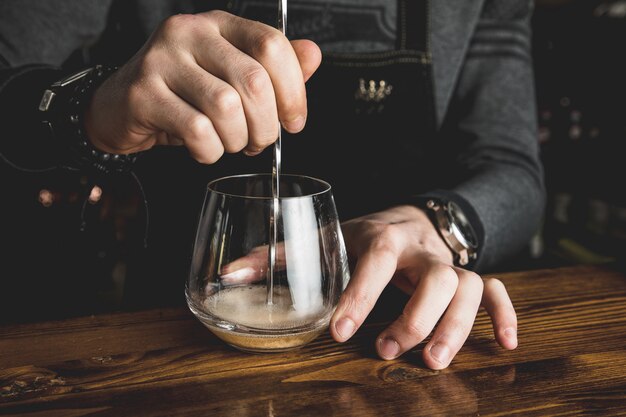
[136,50,163,76]
[240,66,272,98]
[398,314,430,341]
[445,318,471,335]
[342,290,376,318]
[203,9,228,24]
[212,87,242,116]
[159,14,196,38]
[430,264,459,293]
[223,138,247,154]
[253,29,287,61]
[356,219,379,234]
[249,126,278,149]
[463,270,485,290]
[186,114,212,142]
[369,225,399,257]
[257,134,277,148]
[202,146,224,164]
[352,290,377,313]
[484,277,506,292]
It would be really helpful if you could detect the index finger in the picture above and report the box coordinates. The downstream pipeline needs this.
[208,11,309,133]
[330,245,398,343]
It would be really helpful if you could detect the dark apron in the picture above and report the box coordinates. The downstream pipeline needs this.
[280,0,437,220]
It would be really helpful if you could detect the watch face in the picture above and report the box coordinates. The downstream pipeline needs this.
[447,202,478,249]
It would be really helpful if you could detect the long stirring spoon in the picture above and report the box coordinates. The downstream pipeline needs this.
[267,0,287,306]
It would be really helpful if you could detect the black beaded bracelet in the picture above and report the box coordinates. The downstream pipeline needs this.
[41,65,142,175]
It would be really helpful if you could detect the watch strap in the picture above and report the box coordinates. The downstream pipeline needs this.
[408,190,485,270]
[39,65,141,175]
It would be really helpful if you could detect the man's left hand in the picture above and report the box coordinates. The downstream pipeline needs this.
[330,205,518,369]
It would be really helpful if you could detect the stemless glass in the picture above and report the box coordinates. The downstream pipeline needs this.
[186,174,349,352]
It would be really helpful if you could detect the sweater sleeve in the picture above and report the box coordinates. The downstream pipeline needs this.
[0,0,113,170]
[422,0,545,272]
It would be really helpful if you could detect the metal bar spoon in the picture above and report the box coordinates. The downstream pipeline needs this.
[267,0,287,306]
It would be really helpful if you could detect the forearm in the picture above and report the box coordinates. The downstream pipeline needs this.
[429,0,545,272]
[452,163,544,272]
[0,1,115,170]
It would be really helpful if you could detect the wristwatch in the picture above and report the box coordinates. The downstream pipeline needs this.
[425,199,478,266]
[38,65,140,174]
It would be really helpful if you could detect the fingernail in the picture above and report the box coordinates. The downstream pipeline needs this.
[378,337,400,360]
[429,343,450,365]
[220,267,256,283]
[283,115,305,132]
[335,318,355,340]
[243,148,262,157]
[504,327,517,339]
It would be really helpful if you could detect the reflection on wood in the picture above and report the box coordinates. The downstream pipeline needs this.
[1,265,626,416]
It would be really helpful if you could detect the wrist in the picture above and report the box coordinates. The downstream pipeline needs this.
[39,65,142,175]
[84,92,123,155]
[406,191,483,269]
[388,205,456,265]
[424,199,478,267]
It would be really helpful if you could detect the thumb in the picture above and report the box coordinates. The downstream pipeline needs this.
[291,39,322,82]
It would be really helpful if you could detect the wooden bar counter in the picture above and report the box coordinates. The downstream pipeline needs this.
[1,264,626,416]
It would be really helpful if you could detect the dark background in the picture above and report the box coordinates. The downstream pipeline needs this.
[1,0,624,322]
[519,0,626,271]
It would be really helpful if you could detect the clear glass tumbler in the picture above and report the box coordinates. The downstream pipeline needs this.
[186,174,349,352]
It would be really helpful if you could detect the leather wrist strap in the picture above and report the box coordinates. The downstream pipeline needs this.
[408,192,483,270]
[40,65,141,175]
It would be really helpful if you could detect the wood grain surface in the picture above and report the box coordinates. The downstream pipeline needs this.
[1,264,626,416]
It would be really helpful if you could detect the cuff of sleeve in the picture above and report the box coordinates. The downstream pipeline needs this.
[407,189,486,271]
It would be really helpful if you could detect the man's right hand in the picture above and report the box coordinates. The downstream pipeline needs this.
[84,10,322,163]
